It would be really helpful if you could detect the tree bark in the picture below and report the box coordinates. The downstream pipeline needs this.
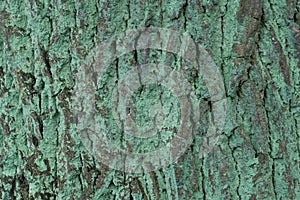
[0,0,299,199]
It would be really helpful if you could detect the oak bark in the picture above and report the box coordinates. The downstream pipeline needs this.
[0,0,299,199]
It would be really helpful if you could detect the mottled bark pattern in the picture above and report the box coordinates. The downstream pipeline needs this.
[0,0,299,199]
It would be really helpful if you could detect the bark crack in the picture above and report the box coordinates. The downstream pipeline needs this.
[257,17,278,198]
[200,158,206,200]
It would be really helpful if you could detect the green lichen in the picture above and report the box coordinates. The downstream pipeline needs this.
[0,0,299,199]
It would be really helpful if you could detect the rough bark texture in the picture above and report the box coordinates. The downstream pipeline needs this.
[0,0,299,199]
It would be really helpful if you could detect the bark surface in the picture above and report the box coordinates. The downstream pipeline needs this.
[0,0,299,199]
